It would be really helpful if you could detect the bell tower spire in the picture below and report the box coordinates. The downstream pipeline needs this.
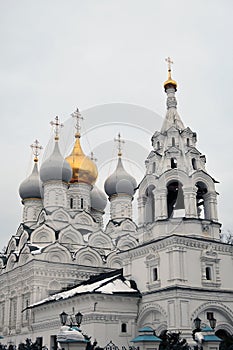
[137,59,220,241]
[161,57,184,132]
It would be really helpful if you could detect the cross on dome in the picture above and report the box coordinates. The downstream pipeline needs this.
[71,108,83,138]
[30,139,43,162]
[114,133,125,157]
[165,56,174,80]
[164,56,177,91]
[50,116,64,140]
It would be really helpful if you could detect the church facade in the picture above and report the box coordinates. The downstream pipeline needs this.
[0,64,232,349]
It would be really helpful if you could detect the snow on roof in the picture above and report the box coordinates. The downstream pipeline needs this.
[29,269,139,309]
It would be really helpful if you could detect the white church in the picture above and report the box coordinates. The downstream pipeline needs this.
[0,62,232,349]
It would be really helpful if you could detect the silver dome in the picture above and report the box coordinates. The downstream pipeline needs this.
[19,162,42,200]
[40,141,72,183]
[104,157,137,197]
[90,185,107,211]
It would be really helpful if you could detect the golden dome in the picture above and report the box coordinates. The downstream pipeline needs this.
[66,134,98,185]
[164,78,177,90]
[164,57,177,91]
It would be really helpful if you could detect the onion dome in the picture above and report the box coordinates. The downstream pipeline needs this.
[19,140,43,200]
[164,56,177,91]
[40,141,72,183]
[104,157,137,197]
[19,160,42,200]
[65,134,98,185]
[91,185,107,212]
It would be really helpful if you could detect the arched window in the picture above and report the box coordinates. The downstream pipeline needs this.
[157,141,160,150]
[206,266,212,280]
[187,138,190,146]
[80,198,84,209]
[152,162,156,173]
[171,158,177,168]
[121,323,127,333]
[172,137,175,147]
[167,181,185,218]
[192,158,197,170]
[145,185,155,223]
[196,182,208,219]
[70,198,73,209]
[153,267,158,281]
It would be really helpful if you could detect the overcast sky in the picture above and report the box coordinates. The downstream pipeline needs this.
[0,0,232,250]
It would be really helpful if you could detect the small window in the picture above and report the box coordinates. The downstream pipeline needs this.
[207,312,214,320]
[121,323,127,333]
[157,141,160,150]
[36,337,43,350]
[192,158,197,170]
[70,198,73,209]
[81,198,84,209]
[172,137,175,147]
[171,158,177,169]
[187,138,190,146]
[153,267,158,281]
[206,267,212,280]
[152,162,156,173]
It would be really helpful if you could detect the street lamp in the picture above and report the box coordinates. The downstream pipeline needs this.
[209,318,216,330]
[194,317,202,331]
[59,311,83,328]
[193,316,217,331]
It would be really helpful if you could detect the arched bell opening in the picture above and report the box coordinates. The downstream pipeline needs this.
[167,181,185,218]
[145,185,155,223]
[196,181,208,219]
[171,157,177,169]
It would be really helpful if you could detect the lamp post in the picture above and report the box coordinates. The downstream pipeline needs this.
[193,316,217,331]
[193,316,220,350]
[59,311,83,328]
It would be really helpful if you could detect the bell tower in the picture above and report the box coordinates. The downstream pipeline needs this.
[137,58,220,240]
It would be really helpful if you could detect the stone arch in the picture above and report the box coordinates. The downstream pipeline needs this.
[6,253,18,271]
[73,211,95,227]
[48,279,61,295]
[139,175,156,196]
[106,252,123,269]
[18,231,29,250]
[75,247,103,267]
[191,301,233,332]
[31,224,55,245]
[192,171,216,192]
[116,235,138,251]
[158,169,189,188]
[43,242,71,263]
[138,303,167,332]
[51,208,70,223]
[18,246,32,265]
[6,238,17,254]
[120,219,137,232]
[59,226,84,249]
[89,231,113,252]
[216,324,233,337]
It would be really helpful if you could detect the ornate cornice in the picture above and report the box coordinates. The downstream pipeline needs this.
[119,234,232,259]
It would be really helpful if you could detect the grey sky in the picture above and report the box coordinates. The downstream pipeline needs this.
[0,0,232,249]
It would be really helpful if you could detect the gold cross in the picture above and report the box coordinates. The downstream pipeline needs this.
[165,57,174,79]
[114,133,125,157]
[50,116,64,140]
[165,57,173,71]
[71,107,84,137]
[30,139,43,162]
